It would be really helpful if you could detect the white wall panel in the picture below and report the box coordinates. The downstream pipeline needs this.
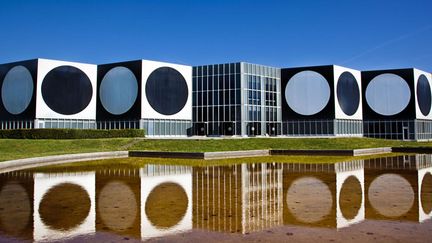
[36,58,96,120]
[413,69,432,120]
[334,65,363,120]
[141,60,192,120]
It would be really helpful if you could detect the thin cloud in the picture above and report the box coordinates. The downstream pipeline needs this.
[341,25,432,65]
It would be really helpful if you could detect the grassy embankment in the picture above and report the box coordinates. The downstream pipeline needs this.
[1,137,431,162]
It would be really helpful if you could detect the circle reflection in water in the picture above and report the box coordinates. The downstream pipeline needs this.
[368,174,414,217]
[421,172,432,214]
[0,182,31,234]
[39,183,91,231]
[98,181,137,231]
[339,176,362,220]
[145,182,188,229]
[287,177,333,223]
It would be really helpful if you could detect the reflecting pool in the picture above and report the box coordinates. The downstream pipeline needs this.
[0,154,431,242]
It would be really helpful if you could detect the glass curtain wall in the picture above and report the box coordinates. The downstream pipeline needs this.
[242,63,281,136]
[193,63,242,136]
[192,62,281,136]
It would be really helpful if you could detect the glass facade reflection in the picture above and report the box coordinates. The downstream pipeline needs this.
[192,62,281,136]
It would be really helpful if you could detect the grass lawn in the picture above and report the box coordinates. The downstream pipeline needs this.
[1,137,431,162]
[128,137,431,152]
[0,138,134,162]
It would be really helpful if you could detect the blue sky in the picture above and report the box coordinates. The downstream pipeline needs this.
[0,0,431,71]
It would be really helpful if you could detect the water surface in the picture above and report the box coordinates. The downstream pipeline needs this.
[0,154,431,242]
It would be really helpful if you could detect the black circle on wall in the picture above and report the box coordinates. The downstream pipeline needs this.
[337,72,360,116]
[145,67,188,115]
[417,74,431,116]
[42,66,93,115]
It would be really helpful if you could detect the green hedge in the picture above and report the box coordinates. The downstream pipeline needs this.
[0,129,145,139]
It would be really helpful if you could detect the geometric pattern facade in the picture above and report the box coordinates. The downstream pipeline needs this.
[97,60,192,121]
[0,58,97,121]
[362,68,432,120]
[1,57,432,139]
[282,65,362,121]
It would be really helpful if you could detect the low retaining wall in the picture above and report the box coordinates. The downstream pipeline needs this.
[204,150,269,160]
[353,147,392,156]
[129,151,204,159]
[129,150,270,160]
[270,149,354,156]
[0,151,128,173]
[270,147,392,157]
[391,147,432,153]
[130,147,391,160]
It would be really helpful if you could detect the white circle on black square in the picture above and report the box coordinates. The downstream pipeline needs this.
[100,67,138,115]
[365,74,410,116]
[285,70,330,116]
[337,72,360,116]
[41,66,93,115]
[145,67,188,116]
[1,66,34,115]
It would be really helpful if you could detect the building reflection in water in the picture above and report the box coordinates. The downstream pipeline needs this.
[0,155,431,241]
[193,165,242,233]
[96,168,141,238]
[140,165,192,240]
[33,172,95,242]
[283,160,365,229]
[364,154,432,223]
[0,172,33,241]
[241,163,283,233]
[193,163,283,234]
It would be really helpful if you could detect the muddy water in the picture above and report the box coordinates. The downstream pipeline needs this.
[0,154,431,242]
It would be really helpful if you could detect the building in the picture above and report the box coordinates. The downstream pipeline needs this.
[0,58,97,130]
[1,57,432,140]
[281,65,363,137]
[192,62,281,136]
[362,68,432,140]
[97,59,193,136]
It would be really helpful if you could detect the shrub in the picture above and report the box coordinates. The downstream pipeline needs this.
[0,129,145,139]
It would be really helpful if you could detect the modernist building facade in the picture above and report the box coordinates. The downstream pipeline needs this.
[0,58,97,130]
[1,57,432,140]
[192,62,281,136]
[362,68,432,140]
[281,65,363,137]
[0,58,192,136]
[97,59,192,136]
